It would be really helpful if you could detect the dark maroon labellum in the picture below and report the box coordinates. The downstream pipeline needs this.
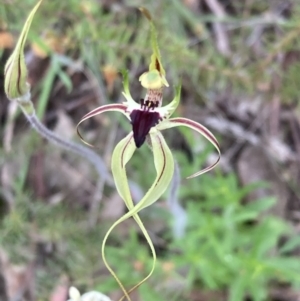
[130,109,160,148]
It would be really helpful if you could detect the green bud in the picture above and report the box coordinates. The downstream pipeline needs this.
[4,0,42,99]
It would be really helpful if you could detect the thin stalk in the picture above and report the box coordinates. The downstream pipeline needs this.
[11,91,113,186]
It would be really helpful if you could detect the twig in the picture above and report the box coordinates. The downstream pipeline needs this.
[204,0,231,56]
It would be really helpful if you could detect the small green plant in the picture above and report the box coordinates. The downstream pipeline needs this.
[169,172,300,301]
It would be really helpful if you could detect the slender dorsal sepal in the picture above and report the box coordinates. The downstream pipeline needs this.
[120,69,130,96]
[138,7,169,89]
[156,117,221,178]
[159,84,182,118]
[120,69,132,100]
[4,0,42,100]
[120,69,138,107]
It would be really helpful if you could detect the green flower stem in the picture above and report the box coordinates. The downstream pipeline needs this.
[4,0,116,209]
[12,92,113,185]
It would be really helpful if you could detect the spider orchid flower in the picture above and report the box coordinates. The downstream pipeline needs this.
[77,8,220,301]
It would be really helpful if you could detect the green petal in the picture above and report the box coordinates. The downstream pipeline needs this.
[120,69,138,107]
[156,117,221,178]
[102,133,135,301]
[159,84,181,119]
[111,132,136,209]
[4,0,42,100]
[102,133,155,301]
[114,129,174,214]
[111,130,175,214]
[112,128,174,211]
[102,130,174,300]
[76,103,128,148]
[138,129,174,208]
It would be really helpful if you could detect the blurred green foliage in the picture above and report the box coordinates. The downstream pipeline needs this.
[2,139,300,301]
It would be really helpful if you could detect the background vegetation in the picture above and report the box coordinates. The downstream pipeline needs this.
[1,0,300,300]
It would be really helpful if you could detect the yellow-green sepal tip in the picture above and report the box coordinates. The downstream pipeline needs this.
[139,7,169,89]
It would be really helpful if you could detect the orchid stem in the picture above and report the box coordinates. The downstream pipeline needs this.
[10,91,113,186]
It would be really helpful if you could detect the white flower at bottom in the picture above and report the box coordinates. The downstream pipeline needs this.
[68,287,112,301]
[81,291,112,301]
